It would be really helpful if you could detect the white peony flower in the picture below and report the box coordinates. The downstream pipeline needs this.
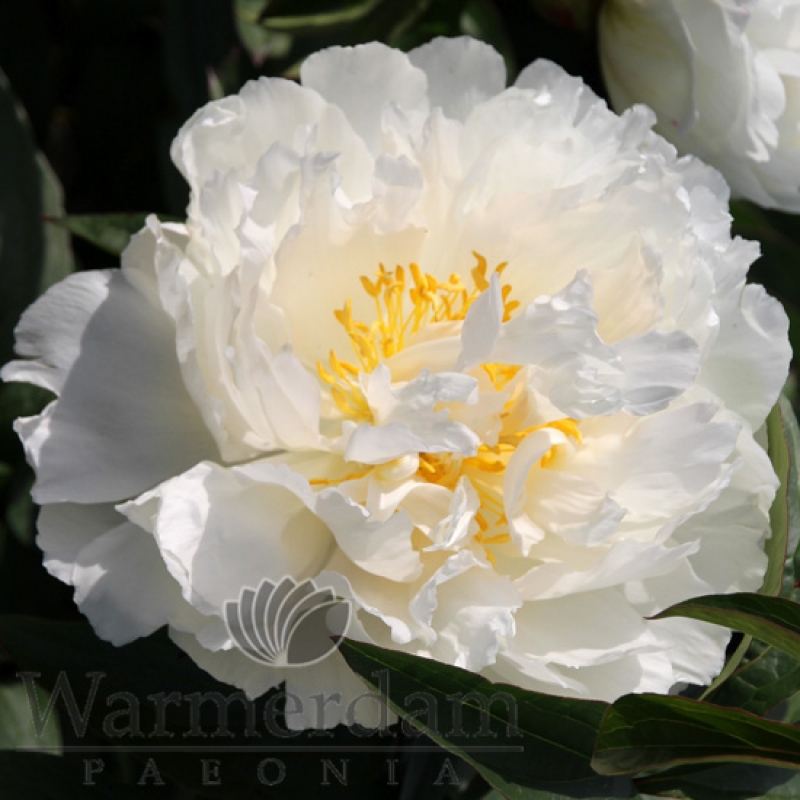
[599,0,800,212]
[2,37,791,727]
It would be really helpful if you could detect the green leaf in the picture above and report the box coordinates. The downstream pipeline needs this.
[653,593,800,662]
[0,68,74,365]
[702,403,800,716]
[5,473,34,546]
[593,693,800,776]
[0,680,61,751]
[480,789,653,799]
[338,639,631,796]
[636,762,800,800]
[50,213,153,257]
[387,0,469,51]
[700,633,753,701]
[704,644,800,718]
[235,0,293,64]
[780,686,800,725]
[258,0,388,35]
[37,155,73,294]
[764,397,800,597]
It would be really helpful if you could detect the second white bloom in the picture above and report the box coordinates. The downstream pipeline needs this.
[600,0,800,211]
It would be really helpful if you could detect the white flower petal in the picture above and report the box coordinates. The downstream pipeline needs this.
[409,550,484,634]
[599,0,698,135]
[344,366,479,464]
[428,566,521,672]
[284,651,391,729]
[573,403,739,524]
[172,76,373,203]
[315,488,421,581]
[646,616,730,687]
[516,537,698,601]
[524,471,627,548]
[170,628,283,700]
[8,271,216,504]
[121,459,333,616]
[2,271,109,394]
[300,42,429,154]
[409,36,506,122]
[670,424,776,596]
[239,343,323,451]
[457,272,503,372]
[37,502,124,583]
[409,550,521,670]
[425,477,480,551]
[71,521,185,646]
[700,283,791,429]
[612,329,700,415]
[493,273,628,418]
[527,590,667,667]
[600,0,800,211]
[503,428,563,553]
[369,154,424,233]
[318,562,417,646]
[551,650,675,700]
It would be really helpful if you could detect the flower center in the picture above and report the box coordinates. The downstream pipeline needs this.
[317,253,517,421]
[418,414,582,564]
[315,253,581,564]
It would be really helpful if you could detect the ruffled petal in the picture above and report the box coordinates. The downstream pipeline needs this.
[300,43,429,154]
[409,550,520,671]
[409,36,506,122]
[699,283,791,429]
[343,365,479,464]
[120,459,334,616]
[315,487,421,581]
[6,270,216,504]
[71,521,185,645]
[37,502,124,583]
[39,502,187,645]
[170,628,283,700]
[2,271,109,394]
[284,652,392,729]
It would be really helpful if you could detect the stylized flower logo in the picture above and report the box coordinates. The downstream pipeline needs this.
[224,577,351,667]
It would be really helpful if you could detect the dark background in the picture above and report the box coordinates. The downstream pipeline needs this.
[0,2,798,798]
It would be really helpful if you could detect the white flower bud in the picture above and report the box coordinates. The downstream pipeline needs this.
[600,0,800,211]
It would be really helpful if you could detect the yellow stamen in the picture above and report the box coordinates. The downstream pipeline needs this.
[317,253,516,422]
[311,252,584,565]
[415,416,582,562]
